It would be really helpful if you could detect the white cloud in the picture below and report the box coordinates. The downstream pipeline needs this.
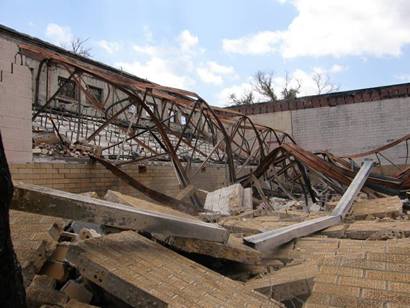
[143,25,153,42]
[223,0,410,58]
[223,31,282,55]
[395,74,410,82]
[98,40,121,54]
[133,44,159,56]
[178,30,199,51]
[115,57,194,89]
[329,64,346,74]
[196,61,235,85]
[45,23,73,46]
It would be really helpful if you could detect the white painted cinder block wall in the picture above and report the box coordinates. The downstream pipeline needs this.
[292,98,410,164]
[0,34,33,163]
[250,97,410,165]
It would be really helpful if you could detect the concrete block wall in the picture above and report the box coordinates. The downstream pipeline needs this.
[0,34,33,163]
[292,97,410,161]
[10,162,227,200]
[248,97,410,164]
[248,111,292,134]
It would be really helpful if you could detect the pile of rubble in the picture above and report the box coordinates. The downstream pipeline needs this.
[10,161,410,307]
[33,130,102,159]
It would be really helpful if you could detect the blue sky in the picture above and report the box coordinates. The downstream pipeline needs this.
[1,0,410,106]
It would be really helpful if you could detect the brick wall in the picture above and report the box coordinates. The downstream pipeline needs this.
[10,161,227,199]
[0,34,33,163]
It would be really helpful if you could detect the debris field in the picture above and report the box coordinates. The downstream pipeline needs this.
[5,36,410,308]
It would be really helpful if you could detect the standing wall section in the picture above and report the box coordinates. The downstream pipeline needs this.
[0,34,33,163]
[10,162,227,199]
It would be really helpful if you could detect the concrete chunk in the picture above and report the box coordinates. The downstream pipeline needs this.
[66,231,281,307]
[161,234,262,264]
[61,280,93,304]
[351,196,403,219]
[12,182,229,243]
[204,183,244,215]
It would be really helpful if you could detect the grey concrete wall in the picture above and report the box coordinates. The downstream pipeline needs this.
[248,111,292,134]
[292,98,410,161]
[248,97,410,165]
[0,34,33,163]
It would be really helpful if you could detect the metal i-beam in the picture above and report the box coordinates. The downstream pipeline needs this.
[331,159,374,218]
[244,216,341,252]
[244,160,374,252]
[12,182,229,243]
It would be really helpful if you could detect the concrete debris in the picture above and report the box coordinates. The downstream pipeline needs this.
[204,183,251,215]
[12,182,229,243]
[159,234,262,265]
[305,239,410,307]
[244,160,374,252]
[10,210,66,287]
[61,280,93,304]
[65,231,281,307]
[103,189,194,219]
[350,196,403,219]
[26,275,69,308]
[8,166,410,307]
[322,220,410,240]
[245,261,318,302]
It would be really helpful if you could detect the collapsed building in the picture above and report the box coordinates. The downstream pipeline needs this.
[2,24,410,307]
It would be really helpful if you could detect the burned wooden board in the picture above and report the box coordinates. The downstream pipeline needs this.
[162,235,262,265]
[350,196,403,219]
[10,210,65,286]
[66,231,280,307]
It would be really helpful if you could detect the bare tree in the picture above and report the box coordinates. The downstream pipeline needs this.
[281,72,301,100]
[68,37,92,57]
[229,91,254,106]
[312,72,339,94]
[254,71,277,102]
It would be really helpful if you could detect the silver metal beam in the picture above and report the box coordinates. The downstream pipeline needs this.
[331,159,374,218]
[243,216,341,252]
[12,182,229,243]
[244,160,374,252]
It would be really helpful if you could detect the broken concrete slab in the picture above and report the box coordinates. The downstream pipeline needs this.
[220,215,297,235]
[40,260,69,283]
[61,280,93,304]
[26,275,69,308]
[66,231,281,307]
[10,210,66,287]
[64,299,99,308]
[161,234,262,265]
[322,220,410,240]
[12,182,229,243]
[305,240,410,307]
[204,183,245,215]
[104,190,193,219]
[350,196,403,219]
[245,261,318,302]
